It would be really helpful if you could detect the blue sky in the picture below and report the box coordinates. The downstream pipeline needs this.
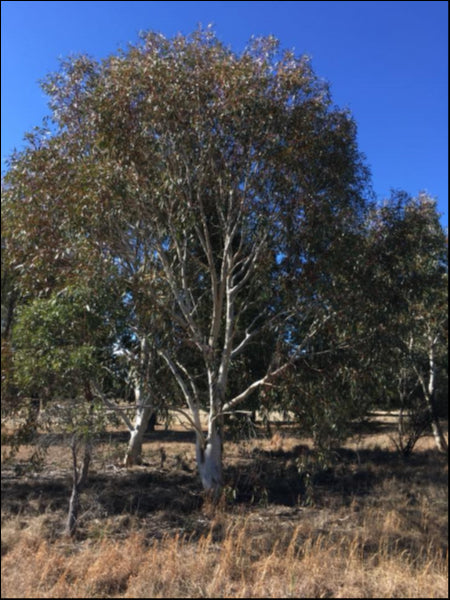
[1,0,448,225]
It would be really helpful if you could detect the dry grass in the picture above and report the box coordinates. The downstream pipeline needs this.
[1,416,448,598]
[1,508,447,598]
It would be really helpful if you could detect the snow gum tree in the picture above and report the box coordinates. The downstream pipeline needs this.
[2,29,370,494]
[366,192,448,453]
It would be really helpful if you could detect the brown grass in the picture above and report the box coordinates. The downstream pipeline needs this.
[1,417,448,598]
[1,509,447,598]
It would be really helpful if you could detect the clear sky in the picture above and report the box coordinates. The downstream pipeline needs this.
[1,0,448,225]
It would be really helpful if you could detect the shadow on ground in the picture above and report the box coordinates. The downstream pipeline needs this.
[2,442,447,526]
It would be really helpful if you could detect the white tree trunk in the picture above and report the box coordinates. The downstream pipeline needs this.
[123,334,157,466]
[423,340,448,453]
[124,401,154,467]
[429,417,448,453]
[196,414,222,496]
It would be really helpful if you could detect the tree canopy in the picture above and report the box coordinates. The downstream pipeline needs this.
[2,29,447,495]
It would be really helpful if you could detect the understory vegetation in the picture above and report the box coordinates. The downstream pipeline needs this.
[1,417,448,598]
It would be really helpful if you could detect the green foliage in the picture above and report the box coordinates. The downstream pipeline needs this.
[4,27,445,471]
[12,286,116,400]
[365,192,448,451]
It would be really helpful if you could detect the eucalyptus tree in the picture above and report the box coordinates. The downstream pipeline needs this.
[272,212,381,456]
[1,246,18,411]
[1,139,165,467]
[2,29,370,493]
[366,192,448,453]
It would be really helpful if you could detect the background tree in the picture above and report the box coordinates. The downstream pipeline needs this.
[1,250,18,414]
[365,192,448,453]
[273,212,380,457]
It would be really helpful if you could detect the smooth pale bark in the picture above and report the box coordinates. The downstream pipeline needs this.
[124,400,154,467]
[122,336,156,467]
[91,379,155,466]
[428,411,448,453]
[153,142,321,493]
[196,415,223,496]
[418,339,448,453]
[424,391,448,454]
